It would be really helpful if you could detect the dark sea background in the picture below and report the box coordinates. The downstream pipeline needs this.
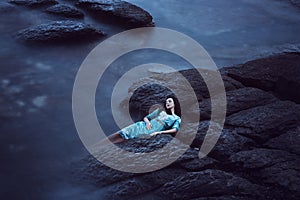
[0,0,300,199]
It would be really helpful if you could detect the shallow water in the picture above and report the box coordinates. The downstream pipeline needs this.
[0,0,300,199]
[127,0,300,66]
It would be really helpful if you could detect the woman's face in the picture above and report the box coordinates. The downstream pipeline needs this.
[165,98,175,109]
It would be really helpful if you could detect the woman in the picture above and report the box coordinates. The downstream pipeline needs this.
[104,96,181,144]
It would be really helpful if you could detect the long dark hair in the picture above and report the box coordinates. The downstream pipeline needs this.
[163,94,181,117]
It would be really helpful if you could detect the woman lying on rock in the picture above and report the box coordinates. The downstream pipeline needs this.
[102,96,181,144]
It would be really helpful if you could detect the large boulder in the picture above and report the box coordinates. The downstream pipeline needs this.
[0,1,15,12]
[222,53,300,103]
[16,20,105,43]
[73,53,300,200]
[76,0,154,27]
[158,169,265,199]
[172,147,218,171]
[9,0,58,7]
[225,100,300,143]
[46,4,84,18]
[230,148,296,169]
[264,126,300,155]
[191,126,255,160]
[123,68,244,122]
[75,154,136,187]
[179,68,244,99]
[230,148,300,196]
[100,148,218,199]
[198,87,277,120]
[290,0,300,7]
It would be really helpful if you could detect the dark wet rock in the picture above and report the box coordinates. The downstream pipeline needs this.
[75,155,136,187]
[290,0,300,7]
[105,177,154,199]
[76,134,189,178]
[199,87,277,120]
[194,196,254,200]
[0,1,15,12]
[264,126,300,155]
[9,0,58,7]
[158,169,264,199]
[137,167,186,189]
[74,53,300,200]
[16,20,105,43]
[125,69,244,122]
[46,4,84,18]
[225,100,300,143]
[126,83,174,121]
[230,148,296,169]
[191,126,255,160]
[92,135,192,173]
[260,159,300,193]
[76,0,153,27]
[222,53,300,103]
[211,130,255,159]
[230,148,300,195]
[187,120,210,146]
[174,148,218,171]
[180,68,245,99]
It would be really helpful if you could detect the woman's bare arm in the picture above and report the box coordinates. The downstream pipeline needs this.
[144,117,152,130]
[160,128,177,134]
[150,128,177,136]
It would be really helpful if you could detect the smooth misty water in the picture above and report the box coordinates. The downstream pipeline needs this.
[126,0,300,66]
[0,0,299,199]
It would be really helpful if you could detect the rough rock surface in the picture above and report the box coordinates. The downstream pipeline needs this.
[76,0,154,27]
[73,53,300,199]
[16,20,105,43]
[222,53,300,103]
[9,0,58,7]
[229,148,300,193]
[191,125,256,160]
[123,68,244,122]
[264,126,300,155]
[10,0,154,45]
[46,4,84,18]
[290,0,300,7]
[225,100,300,143]
[199,87,277,120]
[158,170,264,199]
[0,1,15,12]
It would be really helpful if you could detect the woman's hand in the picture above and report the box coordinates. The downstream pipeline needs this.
[150,131,161,137]
[144,117,152,130]
[146,122,152,130]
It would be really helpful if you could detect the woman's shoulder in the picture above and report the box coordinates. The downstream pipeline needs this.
[171,113,181,120]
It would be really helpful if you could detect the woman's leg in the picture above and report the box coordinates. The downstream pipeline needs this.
[97,132,125,146]
[89,132,125,153]
[108,132,125,144]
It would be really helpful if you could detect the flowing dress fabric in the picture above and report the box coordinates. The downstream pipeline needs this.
[119,108,181,139]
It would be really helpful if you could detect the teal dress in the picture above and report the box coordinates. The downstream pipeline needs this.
[119,108,181,139]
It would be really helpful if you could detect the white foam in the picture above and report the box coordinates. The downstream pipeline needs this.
[32,95,47,108]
